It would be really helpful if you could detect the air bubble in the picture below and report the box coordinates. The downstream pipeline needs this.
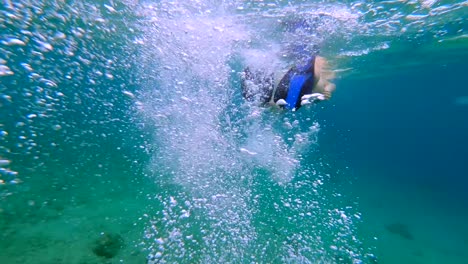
[0,65,14,76]
[20,63,33,71]
[35,40,53,52]
[122,91,135,98]
[2,95,12,102]
[2,38,26,46]
[104,4,117,13]
[0,159,11,166]
[54,32,66,39]
[40,78,58,88]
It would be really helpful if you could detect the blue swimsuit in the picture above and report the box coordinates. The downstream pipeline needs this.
[275,56,316,110]
[241,56,316,110]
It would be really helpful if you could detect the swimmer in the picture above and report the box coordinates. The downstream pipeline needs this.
[241,16,336,111]
[241,55,336,111]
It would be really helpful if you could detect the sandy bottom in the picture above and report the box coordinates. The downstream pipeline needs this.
[350,170,468,264]
[0,195,149,264]
[1,166,467,263]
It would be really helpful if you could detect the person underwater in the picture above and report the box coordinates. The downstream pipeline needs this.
[241,54,336,111]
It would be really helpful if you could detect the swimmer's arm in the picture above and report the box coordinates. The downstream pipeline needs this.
[312,56,336,100]
[314,56,336,81]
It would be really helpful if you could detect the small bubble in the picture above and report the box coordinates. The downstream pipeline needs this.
[104,4,117,13]
[2,38,26,46]
[36,40,53,52]
[2,95,12,102]
[40,78,58,88]
[122,90,135,98]
[20,63,33,71]
[0,159,11,166]
[54,32,66,39]
[0,65,14,76]
[10,178,21,184]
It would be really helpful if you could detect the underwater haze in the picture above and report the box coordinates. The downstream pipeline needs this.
[1,0,467,263]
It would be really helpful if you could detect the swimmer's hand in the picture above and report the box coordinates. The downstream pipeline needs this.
[300,93,325,106]
[275,99,287,106]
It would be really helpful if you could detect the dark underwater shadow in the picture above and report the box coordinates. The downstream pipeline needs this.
[385,222,414,240]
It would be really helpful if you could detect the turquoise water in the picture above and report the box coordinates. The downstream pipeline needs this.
[1,0,467,263]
